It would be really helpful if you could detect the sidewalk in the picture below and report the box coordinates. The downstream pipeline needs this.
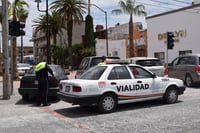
[0,76,88,133]
[0,76,20,100]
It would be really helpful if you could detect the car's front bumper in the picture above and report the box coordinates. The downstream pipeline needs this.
[57,92,100,106]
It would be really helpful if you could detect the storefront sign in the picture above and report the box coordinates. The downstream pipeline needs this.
[158,30,187,43]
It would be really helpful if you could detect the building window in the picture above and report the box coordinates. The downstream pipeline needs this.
[112,51,118,56]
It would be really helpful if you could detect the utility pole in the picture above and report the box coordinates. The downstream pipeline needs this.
[2,0,11,99]
[35,0,51,64]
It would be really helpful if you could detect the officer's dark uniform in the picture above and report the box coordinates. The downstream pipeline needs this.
[35,62,54,106]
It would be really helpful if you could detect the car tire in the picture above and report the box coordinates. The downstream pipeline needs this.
[22,94,29,101]
[98,93,117,113]
[164,86,178,104]
[185,74,193,87]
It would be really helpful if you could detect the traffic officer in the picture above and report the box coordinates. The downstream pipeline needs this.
[35,61,54,106]
[98,56,106,65]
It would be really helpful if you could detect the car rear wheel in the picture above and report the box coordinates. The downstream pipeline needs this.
[98,93,117,113]
[185,74,193,87]
[164,86,178,104]
[22,94,29,101]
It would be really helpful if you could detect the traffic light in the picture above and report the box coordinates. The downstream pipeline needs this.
[9,20,25,36]
[19,22,26,36]
[167,32,175,49]
[9,20,18,36]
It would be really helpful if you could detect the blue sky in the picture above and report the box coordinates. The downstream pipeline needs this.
[8,0,194,46]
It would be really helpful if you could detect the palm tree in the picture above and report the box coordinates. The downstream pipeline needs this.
[8,0,29,79]
[17,8,29,22]
[50,0,87,68]
[112,0,146,57]
[33,11,65,45]
[33,11,65,64]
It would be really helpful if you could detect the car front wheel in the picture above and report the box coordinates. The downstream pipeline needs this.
[98,93,117,113]
[164,86,178,104]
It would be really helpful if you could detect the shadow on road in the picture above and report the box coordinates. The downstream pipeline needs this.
[189,83,200,89]
[54,99,183,118]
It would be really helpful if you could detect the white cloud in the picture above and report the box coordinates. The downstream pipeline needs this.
[10,0,193,46]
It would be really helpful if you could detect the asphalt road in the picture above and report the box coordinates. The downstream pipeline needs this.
[0,80,200,133]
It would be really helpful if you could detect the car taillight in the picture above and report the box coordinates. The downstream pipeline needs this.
[72,86,82,92]
[194,65,200,72]
[164,68,168,75]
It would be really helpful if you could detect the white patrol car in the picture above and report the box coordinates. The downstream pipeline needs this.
[57,63,185,113]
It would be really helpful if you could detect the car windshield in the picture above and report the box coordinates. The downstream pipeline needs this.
[79,66,107,80]
[136,59,162,66]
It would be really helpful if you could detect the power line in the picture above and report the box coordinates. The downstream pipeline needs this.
[136,1,200,15]
[149,0,189,8]
[137,1,178,10]
[171,0,192,5]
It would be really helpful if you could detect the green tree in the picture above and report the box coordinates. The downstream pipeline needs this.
[85,15,94,48]
[50,0,87,69]
[8,0,29,79]
[51,45,68,66]
[112,0,146,57]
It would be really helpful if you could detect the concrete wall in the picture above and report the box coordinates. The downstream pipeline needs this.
[95,39,126,59]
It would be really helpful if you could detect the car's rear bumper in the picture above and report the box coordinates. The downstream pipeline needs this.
[57,92,100,106]
[18,87,60,97]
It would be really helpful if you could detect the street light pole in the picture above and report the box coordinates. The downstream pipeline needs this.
[35,0,51,64]
[90,4,108,56]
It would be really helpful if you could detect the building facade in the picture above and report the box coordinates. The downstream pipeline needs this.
[146,3,200,64]
[95,22,147,59]
[32,21,85,63]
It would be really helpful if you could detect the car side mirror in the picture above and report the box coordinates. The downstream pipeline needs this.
[152,73,156,78]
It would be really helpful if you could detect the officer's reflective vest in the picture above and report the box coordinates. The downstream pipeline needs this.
[35,62,46,72]
[98,62,106,65]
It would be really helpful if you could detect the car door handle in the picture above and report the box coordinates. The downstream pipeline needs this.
[111,82,116,85]
[137,81,142,83]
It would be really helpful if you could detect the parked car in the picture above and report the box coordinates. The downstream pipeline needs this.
[128,57,168,77]
[168,54,200,87]
[57,61,185,113]
[18,64,68,101]
[75,56,120,78]
[17,63,31,76]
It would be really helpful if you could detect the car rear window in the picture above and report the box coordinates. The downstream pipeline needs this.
[79,66,107,80]
[136,59,162,66]
[78,58,90,70]
[26,65,64,76]
[91,58,103,67]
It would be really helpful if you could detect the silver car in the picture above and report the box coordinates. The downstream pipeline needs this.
[128,57,168,77]
[17,63,31,76]
[168,54,200,87]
